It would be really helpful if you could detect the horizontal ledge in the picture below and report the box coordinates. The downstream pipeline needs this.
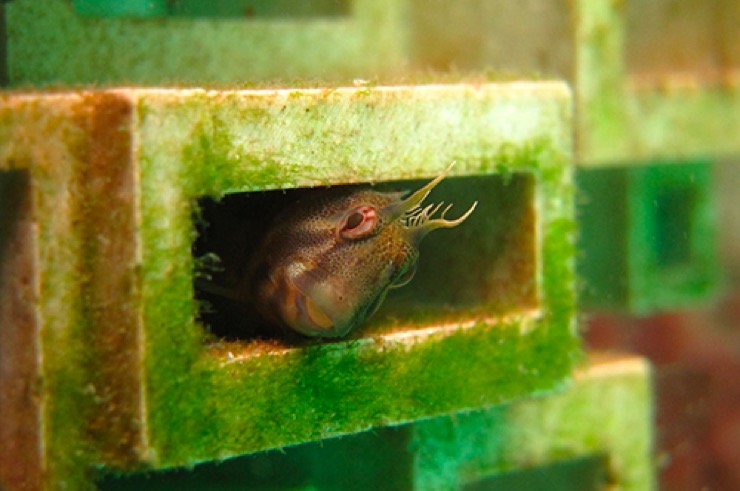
[208,308,543,365]
[0,81,571,101]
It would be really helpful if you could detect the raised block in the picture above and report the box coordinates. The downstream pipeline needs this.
[72,0,350,19]
[0,83,577,490]
[575,0,740,164]
[577,161,721,313]
[407,0,740,164]
[716,159,740,280]
[99,354,654,491]
[6,0,405,85]
[411,353,655,490]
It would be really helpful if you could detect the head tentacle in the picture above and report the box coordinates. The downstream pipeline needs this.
[388,161,477,239]
[382,161,457,220]
[405,200,478,236]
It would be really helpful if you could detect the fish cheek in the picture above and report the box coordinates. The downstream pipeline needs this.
[298,261,389,335]
[342,249,407,327]
[293,291,335,331]
[261,233,409,336]
[281,263,343,335]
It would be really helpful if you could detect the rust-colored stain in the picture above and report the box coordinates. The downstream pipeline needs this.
[72,93,143,468]
[0,172,42,491]
[0,92,145,491]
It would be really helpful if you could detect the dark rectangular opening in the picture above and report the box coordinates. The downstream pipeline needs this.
[169,0,351,19]
[0,169,31,263]
[98,425,411,490]
[74,0,351,19]
[463,453,612,491]
[654,186,694,267]
[193,173,537,343]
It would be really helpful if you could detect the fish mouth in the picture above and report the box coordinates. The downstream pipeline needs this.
[383,162,478,238]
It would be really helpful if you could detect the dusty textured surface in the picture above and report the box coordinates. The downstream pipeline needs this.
[577,161,721,313]
[0,172,42,491]
[7,0,740,166]
[0,92,145,489]
[0,83,577,489]
[97,353,653,491]
[6,0,406,86]
[575,0,740,164]
[1,93,93,489]
[72,93,143,468]
[412,353,655,490]
[130,83,577,467]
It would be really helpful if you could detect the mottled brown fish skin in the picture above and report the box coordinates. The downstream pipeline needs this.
[250,164,476,338]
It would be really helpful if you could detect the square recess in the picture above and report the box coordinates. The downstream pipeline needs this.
[194,172,538,341]
[0,84,577,485]
[577,161,720,313]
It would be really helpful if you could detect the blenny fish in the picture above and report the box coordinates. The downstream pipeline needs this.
[248,163,477,338]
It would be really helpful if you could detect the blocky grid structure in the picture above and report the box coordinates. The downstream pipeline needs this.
[99,354,654,491]
[578,161,720,313]
[0,84,579,489]
[4,0,738,488]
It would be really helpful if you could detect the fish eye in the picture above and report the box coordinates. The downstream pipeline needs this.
[346,212,364,229]
[339,205,378,240]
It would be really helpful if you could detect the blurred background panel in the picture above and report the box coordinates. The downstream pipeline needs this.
[1,0,739,490]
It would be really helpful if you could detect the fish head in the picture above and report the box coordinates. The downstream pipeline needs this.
[253,163,477,338]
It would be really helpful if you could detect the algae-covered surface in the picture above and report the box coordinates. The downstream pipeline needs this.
[133,83,578,467]
[0,83,578,486]
[412,354,655,491]
[98,354,652,491]
[627,161,720,312]
[6,0,406,86]
[574,0,740,165]
[577,161,720,314]
[0,93,137,489]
